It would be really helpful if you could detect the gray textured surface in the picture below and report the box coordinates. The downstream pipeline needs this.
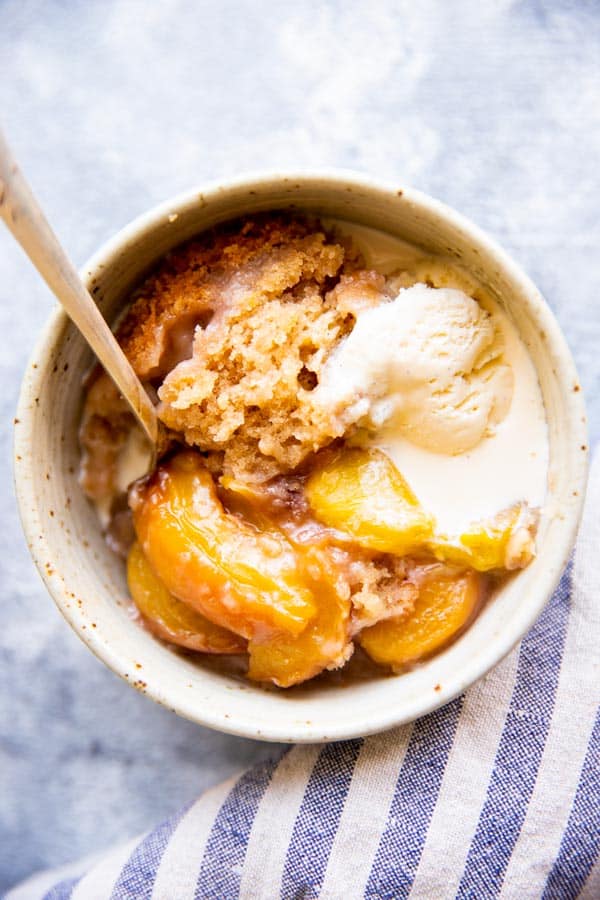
[1,0,599,890]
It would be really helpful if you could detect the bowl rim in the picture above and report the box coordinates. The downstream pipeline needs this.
[13,169,589,742]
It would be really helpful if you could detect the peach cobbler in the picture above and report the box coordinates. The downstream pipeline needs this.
[79,214,548,687]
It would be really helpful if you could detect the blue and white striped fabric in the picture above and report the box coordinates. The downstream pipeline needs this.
[9,451,600,900]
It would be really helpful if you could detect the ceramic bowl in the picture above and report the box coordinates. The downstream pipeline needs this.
[14,171,588,742]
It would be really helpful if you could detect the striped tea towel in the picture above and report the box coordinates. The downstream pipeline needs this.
[8,449,600,900]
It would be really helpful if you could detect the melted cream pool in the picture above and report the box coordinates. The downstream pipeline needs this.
[327,219,549,536]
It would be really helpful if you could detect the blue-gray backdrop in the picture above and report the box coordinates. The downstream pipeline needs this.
[1,0,599,890]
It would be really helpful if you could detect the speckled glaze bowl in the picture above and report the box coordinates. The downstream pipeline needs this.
[14,172,588,742]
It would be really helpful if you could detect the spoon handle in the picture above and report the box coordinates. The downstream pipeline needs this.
[0,130,158,445]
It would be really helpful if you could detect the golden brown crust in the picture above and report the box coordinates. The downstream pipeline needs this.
[152,216,386,480]
[80,214,390,506]
[79,214,383,501]
[117,215,340,380]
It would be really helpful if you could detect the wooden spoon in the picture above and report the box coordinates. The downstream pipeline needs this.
[0,130,160,452]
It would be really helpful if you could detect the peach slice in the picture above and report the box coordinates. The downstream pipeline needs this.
[430,503,538,572]
[358,567,484,670]
[131,451,317,640]
[247,547,351,687]
[305,447,434,555]
[127,541,246,654]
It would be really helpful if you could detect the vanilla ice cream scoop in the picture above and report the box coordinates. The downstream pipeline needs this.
[313,283,513,455]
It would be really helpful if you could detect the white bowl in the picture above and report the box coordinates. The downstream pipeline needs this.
[14,171,588,742]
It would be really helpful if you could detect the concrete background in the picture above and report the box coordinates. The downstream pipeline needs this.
[1,0,599,890]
